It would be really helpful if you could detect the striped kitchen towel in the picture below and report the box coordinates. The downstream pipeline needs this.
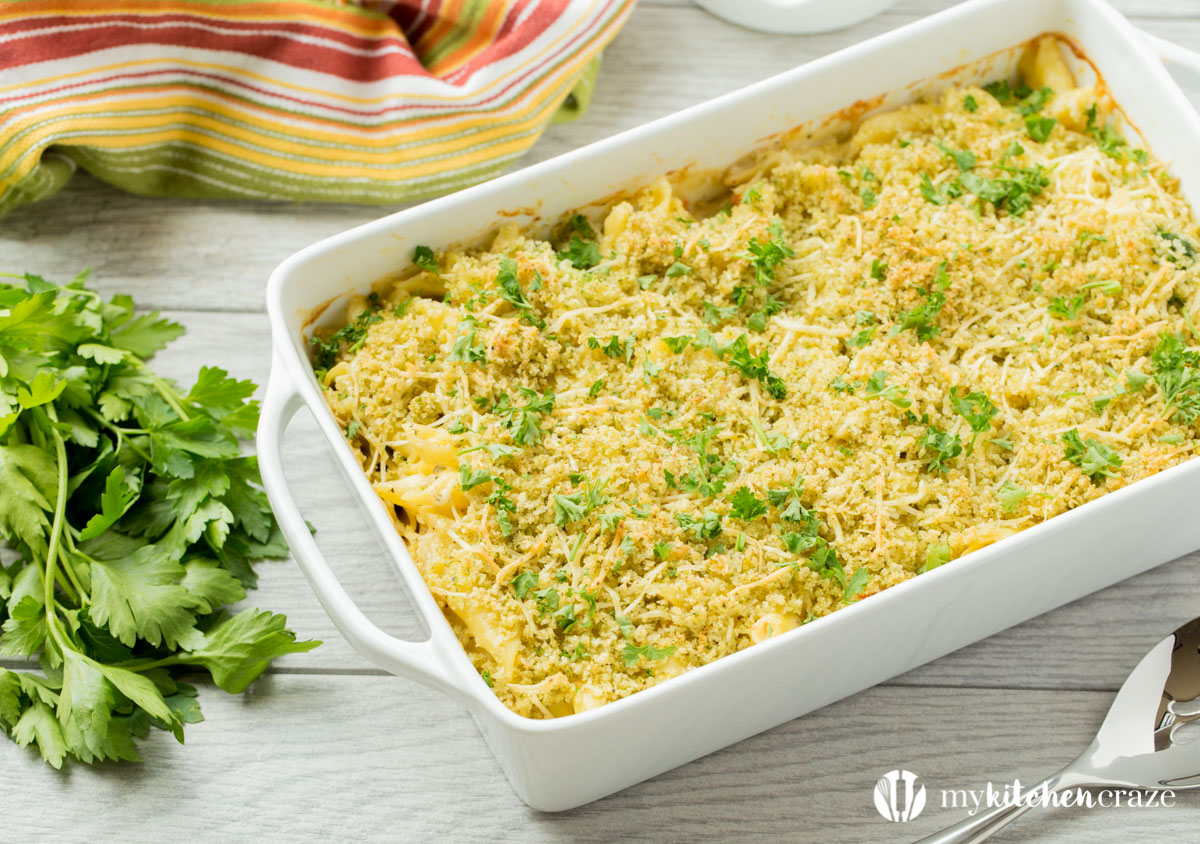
[0,0,634,217]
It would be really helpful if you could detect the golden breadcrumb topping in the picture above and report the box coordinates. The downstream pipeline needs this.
[313,38,1200,718]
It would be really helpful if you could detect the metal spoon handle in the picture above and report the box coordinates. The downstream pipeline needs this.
[913,770,1075,844]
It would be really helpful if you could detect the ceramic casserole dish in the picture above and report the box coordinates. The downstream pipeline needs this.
[258,0,1200,811]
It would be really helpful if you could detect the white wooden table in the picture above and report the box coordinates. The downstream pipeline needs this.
[5,1,1200,840]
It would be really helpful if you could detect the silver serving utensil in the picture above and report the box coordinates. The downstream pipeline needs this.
[918,616,1200,843]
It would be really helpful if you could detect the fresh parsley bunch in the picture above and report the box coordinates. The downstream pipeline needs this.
[0,272,318,767]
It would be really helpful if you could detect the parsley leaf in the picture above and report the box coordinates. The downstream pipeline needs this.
[0,272,318,767]
[663,335,693,354]
[1062,429,1122,483]
[919,543,952,573]
[448,315,488,366]
[863,370,912,408]
[491,386,555,447]
[412,245,439,273]
[743,221,795,286]
[558,236,601,269]
[949,386,998,451]
[675,510,723,541]
[723,334,787,399]
[997,481,1031,513]
[935,141,976,172]
[920,172,948,206]
[920,425,963,472]
[1150,333,1200,424]
[622,643,676,666]
[843,567,871,603]
[727,486,767,521]
[494,257,544,328]
[892,261,949,343]
[1025,115,1056,143]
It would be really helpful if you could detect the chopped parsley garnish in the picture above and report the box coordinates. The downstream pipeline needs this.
[666,261,692,278]
[1158,229,1197,265]
[949,386,998,451]
[672,425,736,497]
[863,370,912,408]
[727,486,767,521]
[843,567,871,603]
[983,78,1021,104]
[458,463,493,491]
[588,334,635,364]
[1048,292,1085,321]
[494,257,544,328]
[935,141,976,172]
[919,543,952,574]
[1084,106,1133,160]
[848,310,878,348]
[622,643,676,666]
[1126,369,1150,392]
[963,94,978,112]
[675,510,723,541]
[1150,333,1200,424]
[345,419,362,439]
[892,261,949,342]
[1080,279,1120,296]
[743,220,795,286]
[558,236,601,269]
[511,571,538,600]
[663,335,693,353]
[861,188,877,210]
[569,213,595,238]
[723,334,787,399]
[1025,115,1056,143]
[492,386,555,447]
[1062,429,1122,483]
[748,296,784,332]
[553,493,586,526]
[919,172,948,206]
[309,302,384,371]
[749,417,790,452]
[1015,86,1053,116]
[412,245,439,273]
[448,315,488,366]
[533,587,559,614]
[702,301,738,325]
[459,442,521,460]
[997,481,1031,513]
[920,424,962,472]
[870,259,887,281]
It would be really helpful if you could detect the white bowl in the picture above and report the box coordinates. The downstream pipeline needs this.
[693,0,899,34]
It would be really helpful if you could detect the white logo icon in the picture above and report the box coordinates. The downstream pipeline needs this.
[874,769,927,822]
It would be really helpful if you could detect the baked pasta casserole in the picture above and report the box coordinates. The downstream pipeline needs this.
[311,37,1200,718]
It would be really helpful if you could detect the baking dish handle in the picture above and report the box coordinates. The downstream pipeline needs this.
[1141,31,1200,93]
[257,360,466,700]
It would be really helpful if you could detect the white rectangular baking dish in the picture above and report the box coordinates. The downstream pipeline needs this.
[258,0,1200,812]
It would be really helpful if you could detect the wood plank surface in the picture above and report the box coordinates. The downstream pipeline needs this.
[4,1,1200,841]
[3,678,1198,843]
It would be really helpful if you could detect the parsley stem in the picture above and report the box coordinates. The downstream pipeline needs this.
[83,406,152,462]
[142,364,190,422]
[1185,307,1199,343]
[41,409,71,648]
[112,655,182,672]
[56,542,86,603]
[54,571,80,605]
